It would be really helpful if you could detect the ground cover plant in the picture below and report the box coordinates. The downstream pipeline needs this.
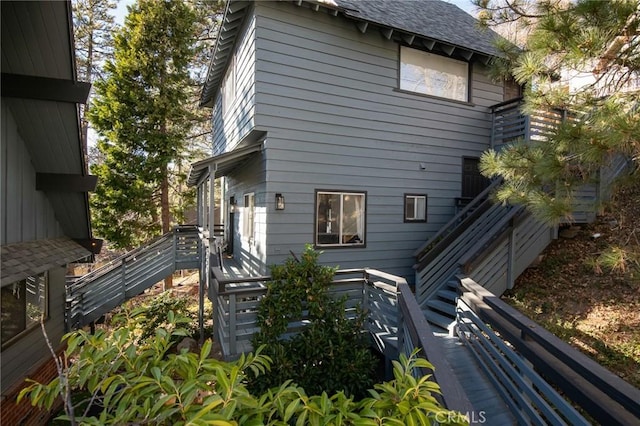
[19,309,468,425]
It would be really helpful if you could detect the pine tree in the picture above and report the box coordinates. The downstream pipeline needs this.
[72,0,118,164]
[476,0,640,224]
[89,0,200,252]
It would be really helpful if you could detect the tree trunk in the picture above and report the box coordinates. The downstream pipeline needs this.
[162,171,173,290]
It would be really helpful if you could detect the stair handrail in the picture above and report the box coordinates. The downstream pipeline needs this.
[68,225,198,291]
[414,178,503,268]
[397,282,475,414]
[489,96,523,113]
[458,205,526,273]
[458,277,640,424]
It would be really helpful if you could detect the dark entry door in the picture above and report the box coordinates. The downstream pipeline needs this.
[462,157,490,199]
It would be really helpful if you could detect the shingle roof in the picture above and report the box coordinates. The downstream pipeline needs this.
[335,0,501,57]
[1,237,91,285]
[200,0,503,106]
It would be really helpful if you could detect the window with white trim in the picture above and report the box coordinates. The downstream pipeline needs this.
[400,46,469,102]
[404,194,427,222]
[221,54,236,115]
[1,272,48,349]
[316,191,366,247]
[243,193,255,243]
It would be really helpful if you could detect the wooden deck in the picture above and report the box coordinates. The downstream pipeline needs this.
[219,255,248,279]
[436,333,515,425]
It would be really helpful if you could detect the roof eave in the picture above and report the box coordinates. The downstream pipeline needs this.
[199,0,501,107]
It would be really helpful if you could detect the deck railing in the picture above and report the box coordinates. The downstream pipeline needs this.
[209,265,480,413]
[209,267,402,359]
[65,226,200,330]
[490,98,565,149]
[457,277,640,425]
[397,282,474,415]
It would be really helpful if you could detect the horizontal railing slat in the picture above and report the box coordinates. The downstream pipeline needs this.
[459,277,640,425]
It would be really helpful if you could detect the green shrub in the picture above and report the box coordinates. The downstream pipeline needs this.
[249,245,378,398]
[19,315,467,424]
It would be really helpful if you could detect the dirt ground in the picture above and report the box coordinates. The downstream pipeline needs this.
[502,176,640,388]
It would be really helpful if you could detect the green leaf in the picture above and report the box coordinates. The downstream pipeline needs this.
[284,399,301,422]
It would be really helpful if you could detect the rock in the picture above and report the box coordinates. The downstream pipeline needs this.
[559,226,581,239]
[176,337,199,353]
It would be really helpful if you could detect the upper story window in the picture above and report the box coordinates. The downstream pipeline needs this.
[221,54,236,115]
[315,191,366,247]
[1,272,48,350]
[404,194,427,222]
[400,46,469,102]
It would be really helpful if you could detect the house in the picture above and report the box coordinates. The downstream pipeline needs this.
[0,1,99,424]
[188,0,521,281]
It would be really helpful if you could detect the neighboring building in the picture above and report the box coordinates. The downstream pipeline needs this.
[1,1,99,424]
[189,0,514,280]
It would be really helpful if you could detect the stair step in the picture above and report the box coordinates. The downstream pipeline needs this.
[437,289,458,302]
[445,279,459,290]
[426,299,456,316]
[425,310,456,331]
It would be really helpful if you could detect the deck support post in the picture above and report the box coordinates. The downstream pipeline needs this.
[507,222,516,289]
[229,294,237,356]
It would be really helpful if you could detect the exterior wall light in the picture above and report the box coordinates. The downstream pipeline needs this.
[275,193,285,210]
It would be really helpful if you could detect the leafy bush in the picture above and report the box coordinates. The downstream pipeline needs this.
[249,245,378,398]
[119,291,198,342]
[19,313,467,424]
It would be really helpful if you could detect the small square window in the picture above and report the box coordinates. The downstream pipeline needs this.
[405,194,427,222]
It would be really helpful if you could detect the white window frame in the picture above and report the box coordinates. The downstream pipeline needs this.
[243,192,255,244]
[1,272,48,350]
[400,46,469,102]
[404,194,427,222]
[315,190,366,247]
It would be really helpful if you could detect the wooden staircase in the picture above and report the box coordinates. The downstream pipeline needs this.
[415,98,633,332]
[65,225,201,330]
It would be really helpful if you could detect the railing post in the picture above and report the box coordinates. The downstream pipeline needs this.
[362,270,370,315]
[198,257,205,343]
[490,105,496,149]
[229,293,237,356]
[173,229,178,271]
[507,220,516,289]
[121,258,127,298]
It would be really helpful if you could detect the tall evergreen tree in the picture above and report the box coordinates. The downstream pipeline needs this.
[72,0,118,164]
[89,0,199,253]
[476,0,639,224]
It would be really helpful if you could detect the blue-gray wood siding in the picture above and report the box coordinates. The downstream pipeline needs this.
[212,5,258,157]
[254,2,504,281]
[1,101,63,245]
[226,154,268,275]
[1,101,68,393]
[1,266,67,394]
[209,2,505,281]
